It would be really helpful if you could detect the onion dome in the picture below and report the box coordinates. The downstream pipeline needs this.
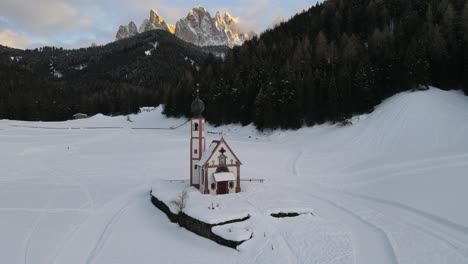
[191,92,205,117]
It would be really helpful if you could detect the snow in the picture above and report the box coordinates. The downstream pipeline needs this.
[1,88,468,263]
[212,221,253,242]
[199,141,218,166]
[213,172,236,182]
[145,41,158,56]
[151,181,250,224]
[10,56,22,62]
[184,57,196,67]
[53,70,63,78]
[74,64,87,70]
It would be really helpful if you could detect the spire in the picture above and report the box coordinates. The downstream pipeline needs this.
[191,85,205,117]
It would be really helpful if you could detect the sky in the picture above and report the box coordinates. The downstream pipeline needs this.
[0,0,317,50]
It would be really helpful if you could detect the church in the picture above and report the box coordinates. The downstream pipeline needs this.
[189,93,242,195]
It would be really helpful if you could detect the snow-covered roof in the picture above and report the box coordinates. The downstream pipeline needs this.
[213,172,236,182]
[198,140,219,166]
[198,137,242,166]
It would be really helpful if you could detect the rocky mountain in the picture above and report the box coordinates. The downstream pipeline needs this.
[116,10,174,41]
[115,21,138,40]
[115,6,253,48]
[139,9,175,34]
[175,6,252,47]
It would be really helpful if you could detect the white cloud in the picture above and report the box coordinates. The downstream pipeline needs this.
[0,29,30,48]
[0,0,97,36]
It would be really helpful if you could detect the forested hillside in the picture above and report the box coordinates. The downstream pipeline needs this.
[164,0,468,129]
[0,30,212,120]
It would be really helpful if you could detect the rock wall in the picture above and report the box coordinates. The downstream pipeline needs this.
[150,195,250,249]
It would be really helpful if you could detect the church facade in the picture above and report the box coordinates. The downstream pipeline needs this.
[190,94,241,195]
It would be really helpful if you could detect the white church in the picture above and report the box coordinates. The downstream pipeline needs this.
[189,93,242,195]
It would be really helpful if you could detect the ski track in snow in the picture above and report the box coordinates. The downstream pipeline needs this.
[341,191,468,260]
[289,146,398,264]
[84,187,144,264]
[293,188,400,264]
[22,171,58,264]
[290,140,468,263]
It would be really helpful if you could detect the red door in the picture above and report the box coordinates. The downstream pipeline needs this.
[217,182,228,195]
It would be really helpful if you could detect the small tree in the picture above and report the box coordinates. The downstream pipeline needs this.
[171,188,188,213]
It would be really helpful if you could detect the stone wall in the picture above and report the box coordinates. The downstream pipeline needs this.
[150,195,251,249]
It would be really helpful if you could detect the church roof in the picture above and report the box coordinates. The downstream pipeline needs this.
[199,141,218,166]
[213,172,236,182]
[198,137,242,166]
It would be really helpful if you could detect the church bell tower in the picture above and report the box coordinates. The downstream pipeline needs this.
[190,90,206,188]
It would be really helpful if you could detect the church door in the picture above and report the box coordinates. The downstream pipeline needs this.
[217,181,228,195]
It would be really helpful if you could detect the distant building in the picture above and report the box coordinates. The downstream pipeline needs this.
[73,113,88,119]
[190,93,241,195]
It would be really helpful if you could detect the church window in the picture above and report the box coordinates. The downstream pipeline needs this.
[211,183,216,190]
[230,159,233,164]
[229,181,234,189]
[194,165,198,169]
[194,123,199,131]
[219,155,226,165]
[194,149,198,154]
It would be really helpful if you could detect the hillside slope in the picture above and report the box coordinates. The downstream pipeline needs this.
[1,88,467,263]
[0,30,209,121]
[164,0,468,129]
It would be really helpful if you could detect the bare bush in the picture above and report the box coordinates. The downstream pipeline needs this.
[171,188,188,213]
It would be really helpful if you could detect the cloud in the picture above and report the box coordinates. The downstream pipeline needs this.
[0,29,30,48]
[0,0,101,36]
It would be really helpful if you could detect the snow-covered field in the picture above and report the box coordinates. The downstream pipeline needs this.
[1,88,467,264]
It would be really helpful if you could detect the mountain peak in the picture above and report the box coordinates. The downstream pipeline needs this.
[187,5,212,21]
[116,6,253,47]
[115,21,138,40]
[192,5,209,13]
[174,5,252,47]
[224,12,233,19]
[149,9,165,25]
[138,8,174,34]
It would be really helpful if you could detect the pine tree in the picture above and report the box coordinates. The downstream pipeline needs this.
[405,39,430,89]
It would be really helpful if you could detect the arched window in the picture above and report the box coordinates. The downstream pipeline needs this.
[219,155,226,165]
[193,123,199,131]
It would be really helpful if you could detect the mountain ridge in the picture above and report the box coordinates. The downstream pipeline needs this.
[116,6,254,48]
